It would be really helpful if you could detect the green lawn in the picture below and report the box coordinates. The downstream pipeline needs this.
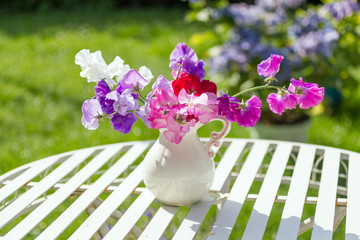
[0,7,358,239]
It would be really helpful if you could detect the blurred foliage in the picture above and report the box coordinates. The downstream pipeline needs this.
[0,7,211,175]
[0,0,188,13]
[187,0,360,120]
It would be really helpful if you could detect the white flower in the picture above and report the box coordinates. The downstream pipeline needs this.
[139,66,154,82]
[108,56,131,81]
[75,49,116,87]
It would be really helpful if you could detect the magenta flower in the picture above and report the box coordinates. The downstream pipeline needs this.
[289,77,325,109]
[237,95,262,127]
[266,92,298,115]
[218,94,262,127]
[81,98,103,130]
[257,54,284,78]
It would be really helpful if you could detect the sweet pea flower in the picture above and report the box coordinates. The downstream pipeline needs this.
[178,89,218,124]
[169,43,206,80]
[169,43,198,70]
[110,112,137,134]
[289,77,325,109]
[81,98,104,130]
[152,75,171,91]
[218,94,262,127]
[105,89,139,115]
[266,92,298,115]
[172,73,217,97]
[237,95,262,127]
[257,54,284,78]
[75,49,116,87]
[135,91,154,128]
[108,56,131,80]
[119,69,151,91]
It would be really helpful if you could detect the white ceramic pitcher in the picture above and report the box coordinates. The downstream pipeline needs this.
[142,116,231,206]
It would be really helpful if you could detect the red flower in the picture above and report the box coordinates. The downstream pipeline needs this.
[172,73,217,96]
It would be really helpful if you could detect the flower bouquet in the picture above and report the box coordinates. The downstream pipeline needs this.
[76,43,324,205]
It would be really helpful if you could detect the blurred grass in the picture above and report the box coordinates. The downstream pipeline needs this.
[0,7,212,174]
[0,6,359,240]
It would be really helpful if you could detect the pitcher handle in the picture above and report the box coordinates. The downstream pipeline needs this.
[205,116,231,158]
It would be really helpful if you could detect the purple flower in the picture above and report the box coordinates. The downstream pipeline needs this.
[257,54,284,78]
[321,0,359,21]
[169,43,206,80]
[182,58,206,80]
[95,80,116,115]
[266,92,298,115]
[81,98,103,130]
[135,91,153,128]
[169,43,198,71]
[152,75,171,91]
[110,112,137,134]
[119,69,150,90]
[218,94,262,127]
[105,89,139,116]
[289,77,325,109]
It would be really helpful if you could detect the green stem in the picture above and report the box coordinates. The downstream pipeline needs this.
[232,85,283,98]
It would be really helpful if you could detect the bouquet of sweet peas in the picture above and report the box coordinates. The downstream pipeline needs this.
[77,43,324,144]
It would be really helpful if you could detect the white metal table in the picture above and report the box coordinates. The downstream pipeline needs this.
[0,138,359,239]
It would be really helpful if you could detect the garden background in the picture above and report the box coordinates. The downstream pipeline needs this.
[1,0,360,239]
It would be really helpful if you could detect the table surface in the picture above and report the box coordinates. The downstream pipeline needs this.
[0,138,359,240]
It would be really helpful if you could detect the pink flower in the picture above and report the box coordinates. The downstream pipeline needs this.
[266,92,298,115]
[289,77,325,109]
[177,89,218,124]
[257,54,284,78]
[236,95,262,127]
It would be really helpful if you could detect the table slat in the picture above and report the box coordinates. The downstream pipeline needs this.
[346,152,360,240]
[138,205,179,240]
[103,189,155,239]
[0,148,94,229]
[208,141,269,239]
[276,145,316,240]
[172,197,214,240]
[210,140,247,192]
[172,140,246,240]
[242,143,293,239]
[68,161,145,240]
[4,145,123,240]
[311,149,340,239]
[0,155,60,203]
[37,143,149,240]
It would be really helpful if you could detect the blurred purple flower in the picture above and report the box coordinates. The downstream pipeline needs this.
[321,0,359,21]
[293,28,339,57]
